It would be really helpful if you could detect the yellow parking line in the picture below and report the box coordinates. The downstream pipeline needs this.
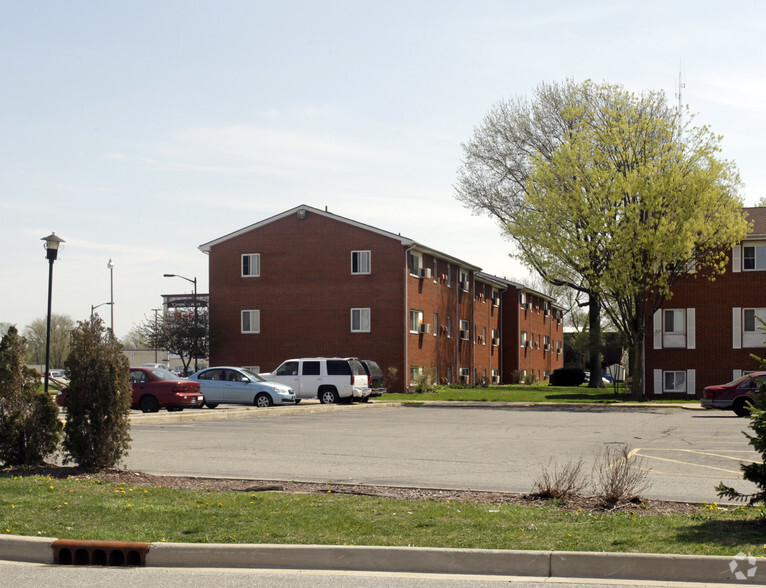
[635,448,757,463]
[634,453,743,475]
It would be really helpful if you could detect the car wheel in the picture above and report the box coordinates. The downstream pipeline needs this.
[255,392,273,408]
[732,396,754,418]
[360,396,370,403]
[319,388,339,404]
[294,399,301,405]
[139,395,160,413]
[205,403,219,409]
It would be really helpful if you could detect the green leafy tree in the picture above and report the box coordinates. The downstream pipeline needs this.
[23,314,74,367]
[121,325,149,349]
[141,309,209,375]
[0,326,62,465]
[458,80,748,399]
[62,316,131,470]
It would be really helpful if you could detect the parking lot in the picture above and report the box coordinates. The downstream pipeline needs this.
[122,403,759,504]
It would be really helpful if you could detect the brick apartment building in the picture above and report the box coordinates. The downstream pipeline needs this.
[645,206,766,398]
[199,205,564,391]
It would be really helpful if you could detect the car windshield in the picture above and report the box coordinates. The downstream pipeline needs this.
[241,368,266,382]
[149,368,179,380]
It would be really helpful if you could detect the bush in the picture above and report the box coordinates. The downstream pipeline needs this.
[0,326,62,465]
[550,368,586,386]
[62,317,132,471]
[592,444,651,505]
[532,457,587,500]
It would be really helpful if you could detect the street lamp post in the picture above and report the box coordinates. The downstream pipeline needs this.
[152,308,161,363]
[107,259,114,332]
[163,273,198,372]
[91,301,113,317]
[42,232,64,394]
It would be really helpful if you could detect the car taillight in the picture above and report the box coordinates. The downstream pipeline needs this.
[172,386,187,393]
[368,376,372,387]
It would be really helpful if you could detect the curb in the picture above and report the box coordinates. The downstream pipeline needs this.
[2,535,763,584]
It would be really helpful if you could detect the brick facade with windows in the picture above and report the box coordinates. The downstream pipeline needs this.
[644,207,766,398]
[200,205,564,391]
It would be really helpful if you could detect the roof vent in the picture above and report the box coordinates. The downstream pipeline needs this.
[297,209,307,220]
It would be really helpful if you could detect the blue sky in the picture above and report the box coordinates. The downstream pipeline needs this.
[2,1,765,339]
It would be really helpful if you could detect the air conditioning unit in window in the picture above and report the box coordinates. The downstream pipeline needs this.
[459,329,468,339]
[492,338,500,346]
[460,280,469,291]
[492,375,500,384]
[544,343,550,351]
[492,294,500,306]
[418,323,431,334]
[524,340,531,348]
[459,375,470,384]
[418,268,432,279]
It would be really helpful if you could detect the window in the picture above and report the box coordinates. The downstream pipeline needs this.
[275,361,298,376]
[459,319,469,340]
[664,371,687,393]
[351,251,371,274]
[543,335,550,350]
[492,288,500,306]
[482,327,487,345]
[433,259,438,283]
[459,269,470,291]
[520,292,527,309]
[241,253,260,277]
[744,308,766,333]
[410,309,424,333]
[408,251,423,274]
[433,313,438,337]
[492,329,500,346]
[664,309,685,334]
[447,263,452,287]
[351,308,370,332]
[556,341,562,355]
[302,361,320,375]
[459,367,470,383]
[241,310,260,333]
[521,331,528,347]
[654,308,695,349]
[447,316,452,338]
[327,360,352,376]
[409,365,424,384]
[734,307,766,349]
[743,246,766,270]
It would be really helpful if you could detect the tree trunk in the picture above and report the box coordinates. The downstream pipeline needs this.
[630,330,645,401]
[588,293,603,388]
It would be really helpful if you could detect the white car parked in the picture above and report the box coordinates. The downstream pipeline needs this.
[188,366,296,408]
[262,357,371,404]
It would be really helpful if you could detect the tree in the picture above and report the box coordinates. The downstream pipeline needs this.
[121,325,149,349]
[458,80,748,399]
[140,308,209,375]
[0,326,61,465]
[23,314,74,367]
[62,316,131,470]
[456,80,608,387]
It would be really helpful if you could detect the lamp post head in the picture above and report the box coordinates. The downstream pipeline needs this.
[42,232,65,261]
[108,259,114,270]
[163,273,175,278]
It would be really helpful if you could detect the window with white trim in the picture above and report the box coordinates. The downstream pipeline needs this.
[491,329,500,346]
[409,309,424,333]
[664,371,686,393]
[653,308,695,349]
[241,310,260,333]
[482,327,487,345]
[351,308,370,332]
[521,331,528,347]
[433,259,438,283]
[446,316,452,338]
[459,367,470,383]
[241,254,260,277]
[409,365,424,385]
[743,245,766,270]
[742,308,766,348]
[433,313,438,336]
[459,319,469,340]
[351,251,371,274]
[408,251,423,274]
[447,263,452,287]
[459,268,470,291]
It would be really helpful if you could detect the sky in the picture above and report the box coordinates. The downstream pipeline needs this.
[2,1,765,340]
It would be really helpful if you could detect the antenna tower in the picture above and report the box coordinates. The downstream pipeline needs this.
[675,61,686,109]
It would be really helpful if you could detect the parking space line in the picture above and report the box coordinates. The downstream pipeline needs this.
[631,448,756,476]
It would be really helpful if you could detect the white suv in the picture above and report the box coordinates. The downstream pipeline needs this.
[262,358,371,404]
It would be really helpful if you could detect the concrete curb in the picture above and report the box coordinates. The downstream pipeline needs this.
[2,535,764,583]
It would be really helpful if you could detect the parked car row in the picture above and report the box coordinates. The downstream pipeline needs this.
[55,357,387,413]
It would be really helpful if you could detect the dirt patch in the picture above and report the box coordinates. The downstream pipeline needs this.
[2,465,701,515]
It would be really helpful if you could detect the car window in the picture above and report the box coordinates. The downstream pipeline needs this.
[242,368,265,381]
[276,361,299,376]
[302,361,320,376]
[199,369,224,381]
[364,361,383,378]
[346,359,366,376]
[130,370,147,384]
[150,368,177,380]
[224,369,247,382]
[327,360,352,376]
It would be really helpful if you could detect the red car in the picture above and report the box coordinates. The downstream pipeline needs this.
[55,367,204,413]
[700,371,766,417]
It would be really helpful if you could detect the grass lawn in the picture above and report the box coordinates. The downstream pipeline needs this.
[1,473,763,556]
[378,384,697,404]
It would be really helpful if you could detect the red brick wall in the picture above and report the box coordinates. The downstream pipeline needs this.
[207,210,406,383]
[644,263,766,397]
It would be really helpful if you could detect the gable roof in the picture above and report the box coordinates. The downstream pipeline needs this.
[198,204,481,271]
[744,207,766,239]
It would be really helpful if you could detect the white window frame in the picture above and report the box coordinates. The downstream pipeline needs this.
[433,259,438,283]
[739,307,766,348]
[663,370,687,393]
[351,308,370,333]
[653,308,695,350]
[241,310,260,334]
[447,316,452,338]
[241,253,260,277]
[410,309,424,333]
[351,250,371,275]
[459,319,470,340]
[459,268,470,292]
[433,313,438,337]
[409,251,423,275]
[521,331,528,348]
[409,365,424,385]
[743,244,766,271]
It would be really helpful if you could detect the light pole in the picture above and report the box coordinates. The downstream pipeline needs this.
[42,232,64,394]
[91,301,113,317]
[163,273,198,371]
[152,308,161,363]
[107,259,114,332]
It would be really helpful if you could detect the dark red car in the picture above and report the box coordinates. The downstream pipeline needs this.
[700,371,766,417]
[55,367,204,413]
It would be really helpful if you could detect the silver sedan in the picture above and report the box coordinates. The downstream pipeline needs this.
[187,367,296,408]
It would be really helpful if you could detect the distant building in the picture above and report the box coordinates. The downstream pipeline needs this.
[199,205,564,392]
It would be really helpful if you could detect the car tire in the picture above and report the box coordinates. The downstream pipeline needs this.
[294,399,301,405]
[360,396,369,403]
[319,387,339,404]
[205,402,219,409]
[255,392,273,408]
[732,396,754,418]
[139,395,160,413]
